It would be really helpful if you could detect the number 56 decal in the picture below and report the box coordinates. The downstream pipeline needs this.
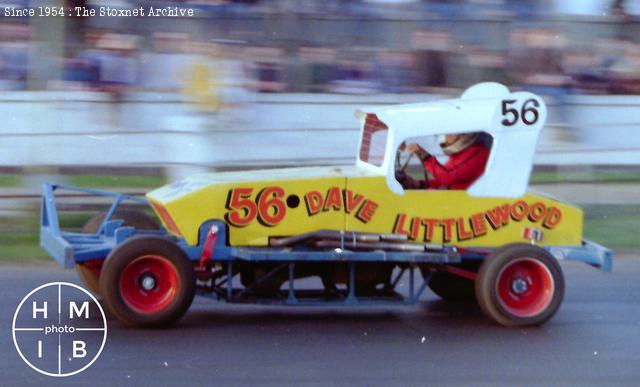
[501,98,540,127]
[225,187,286,227]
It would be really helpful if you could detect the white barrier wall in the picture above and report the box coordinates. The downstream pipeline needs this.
[1,92,639,168]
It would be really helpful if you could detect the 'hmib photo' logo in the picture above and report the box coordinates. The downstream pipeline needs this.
[12,282,107,377]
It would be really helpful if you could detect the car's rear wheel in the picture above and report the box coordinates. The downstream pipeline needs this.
[475,244,564,327]
[99,236,195,327]
[75,209,159,296]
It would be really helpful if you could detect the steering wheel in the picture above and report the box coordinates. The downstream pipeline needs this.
[396,143,434,188]
[394,143,414,185]
[395,146,414,174]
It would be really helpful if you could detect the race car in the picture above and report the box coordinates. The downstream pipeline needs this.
[41,82,613,328]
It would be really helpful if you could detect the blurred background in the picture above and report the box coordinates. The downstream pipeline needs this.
[0,0,639,260]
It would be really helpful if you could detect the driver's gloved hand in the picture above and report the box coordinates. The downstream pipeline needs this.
[396,173,424,189]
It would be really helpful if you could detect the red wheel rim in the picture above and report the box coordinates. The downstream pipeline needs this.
[496,258,554,318]
[119,255,180,314]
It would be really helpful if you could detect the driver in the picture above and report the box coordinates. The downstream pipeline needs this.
[400,133,490,190]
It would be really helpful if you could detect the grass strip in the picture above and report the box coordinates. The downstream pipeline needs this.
[69,175,167,188]
[531,171,640,184]
[0,175,21,187]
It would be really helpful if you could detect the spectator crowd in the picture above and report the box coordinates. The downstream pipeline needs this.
[0,0,639,104]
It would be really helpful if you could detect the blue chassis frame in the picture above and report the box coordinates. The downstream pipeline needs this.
[40,183,614,306]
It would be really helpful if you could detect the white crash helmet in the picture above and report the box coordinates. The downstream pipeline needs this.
[438,133,480,155]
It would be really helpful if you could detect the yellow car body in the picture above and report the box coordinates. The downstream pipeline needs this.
[147,166,581,248]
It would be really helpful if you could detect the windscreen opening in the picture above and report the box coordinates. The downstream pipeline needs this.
[359,114,388,167]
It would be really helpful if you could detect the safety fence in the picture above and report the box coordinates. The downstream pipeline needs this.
[0,92,639,170]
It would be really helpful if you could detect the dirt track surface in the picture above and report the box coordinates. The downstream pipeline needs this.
[1,254,639,386]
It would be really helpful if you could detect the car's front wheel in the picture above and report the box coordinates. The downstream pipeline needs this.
[475,243,564,327]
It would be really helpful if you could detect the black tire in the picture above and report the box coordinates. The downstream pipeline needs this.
[422,262,481,303]
[475,244,564,327]
[75,210,160,296]
[99,236,196,327]
[76,262,102,296]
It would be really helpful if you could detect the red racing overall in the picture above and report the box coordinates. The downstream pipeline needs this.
[423,142,490,190]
